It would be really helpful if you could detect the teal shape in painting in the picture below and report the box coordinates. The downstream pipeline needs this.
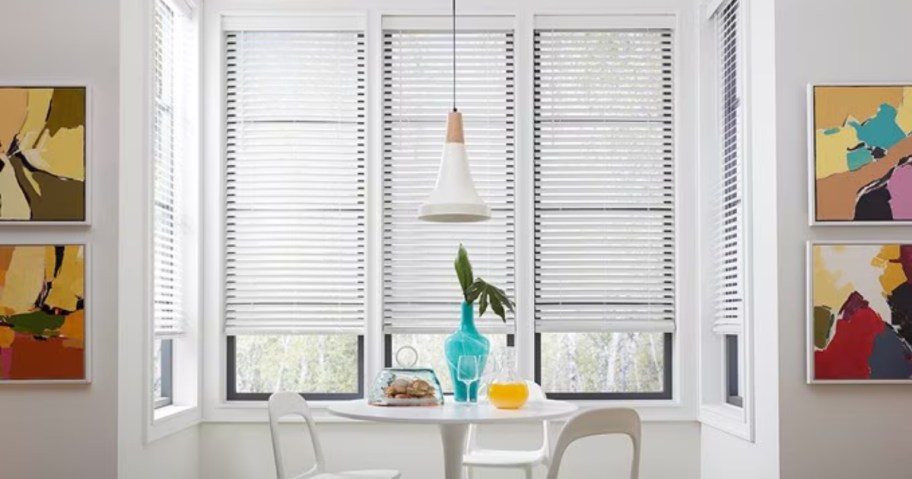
[848,103,906,151]
[444,301,490,402]
[847,144,874,171]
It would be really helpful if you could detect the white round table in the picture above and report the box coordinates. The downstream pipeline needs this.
[329,400,577,479]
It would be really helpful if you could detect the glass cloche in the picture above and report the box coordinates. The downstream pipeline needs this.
[368,346,444,407]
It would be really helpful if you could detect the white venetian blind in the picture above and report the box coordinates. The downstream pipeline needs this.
[223,29,367,335]
[533,29,676,333]
[152,0,186,337]
[712,0,744,335]
[383,28,516,334]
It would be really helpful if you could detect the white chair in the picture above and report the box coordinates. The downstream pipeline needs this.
[268,392,401,479]
[463,380,550,479]
[546,408,641,479]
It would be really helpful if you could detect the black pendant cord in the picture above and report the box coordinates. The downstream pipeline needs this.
[452,0,457,112]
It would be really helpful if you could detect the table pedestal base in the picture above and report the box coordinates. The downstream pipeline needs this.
[438,423,469,479]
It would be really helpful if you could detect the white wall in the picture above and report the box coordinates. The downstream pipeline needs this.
[0,0,200,477]
[775,1,912,478]
[202,422,699,479]
[0,1,119,477]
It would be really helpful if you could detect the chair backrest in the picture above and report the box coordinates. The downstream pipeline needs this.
[546,408,641,479]
[268,392,326,479]
[466,380,550,456]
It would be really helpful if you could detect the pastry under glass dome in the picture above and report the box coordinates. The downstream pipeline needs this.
[368,346,444,407]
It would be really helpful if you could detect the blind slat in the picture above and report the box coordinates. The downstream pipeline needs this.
[224,30,367,335]
[711,0,744,335]
[534,29,676,333]
[153,0,187,337]
[383,30,516,333]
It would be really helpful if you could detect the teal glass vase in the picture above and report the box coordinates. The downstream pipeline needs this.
[445,301,490,402]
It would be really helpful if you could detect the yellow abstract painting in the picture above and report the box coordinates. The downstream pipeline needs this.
[0,87,86,222]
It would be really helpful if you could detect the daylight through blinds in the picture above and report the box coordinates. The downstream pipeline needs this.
[533,29,676,333]
[153,0,184,337]
[382,29,516,334]
[712,0,744,335]
[224,30,367,334]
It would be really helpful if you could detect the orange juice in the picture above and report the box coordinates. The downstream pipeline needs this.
[488,382,529,409]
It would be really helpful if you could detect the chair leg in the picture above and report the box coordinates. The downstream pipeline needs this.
[523,466,533,479]
[466,466,475,479]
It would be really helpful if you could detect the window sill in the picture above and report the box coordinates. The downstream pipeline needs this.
[148,404,201,443]
[699,403,752,441]
[204,398,697,423]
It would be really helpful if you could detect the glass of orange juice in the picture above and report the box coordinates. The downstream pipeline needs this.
[487,348,529,410]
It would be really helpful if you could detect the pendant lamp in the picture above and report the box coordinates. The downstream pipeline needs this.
[417,0,491,223]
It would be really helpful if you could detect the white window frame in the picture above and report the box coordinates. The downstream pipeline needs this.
[120,0,203,442]
[201,1,699,424]
[531,20,677,401]
[221,21,368,401]
[698,0,755,441]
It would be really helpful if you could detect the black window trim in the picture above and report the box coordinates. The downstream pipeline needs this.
[225,335,365,401]
[225,331,671,402]
[533,332,674,401]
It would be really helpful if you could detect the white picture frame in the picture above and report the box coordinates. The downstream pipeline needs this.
[0,83,91,226]
[807,83,912,226]
[806,241,912,384]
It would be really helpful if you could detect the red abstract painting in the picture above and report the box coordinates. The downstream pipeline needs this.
[0,245,86,382]
[811,244,912,382]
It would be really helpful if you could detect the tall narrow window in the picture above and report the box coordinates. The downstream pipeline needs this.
[224,28,367,400]
[533,28,675,398]
[712,0,745,408]
[152,0,191,409]
[382,25,516,391]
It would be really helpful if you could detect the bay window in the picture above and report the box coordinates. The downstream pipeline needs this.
[218,14,679,403]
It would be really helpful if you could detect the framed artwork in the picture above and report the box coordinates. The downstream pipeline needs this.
[808,242,912,383]
[808,84,912,224]
[0,85,88,224]
[0,244,89,383]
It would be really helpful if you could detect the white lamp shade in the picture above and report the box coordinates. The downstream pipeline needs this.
[418,112,491,222]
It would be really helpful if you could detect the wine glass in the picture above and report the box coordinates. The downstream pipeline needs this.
[456,355,481,404]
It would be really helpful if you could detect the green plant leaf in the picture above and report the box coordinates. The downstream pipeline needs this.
[466,279,484,303]
[492,286,515,313]
[454,244,474,301]
[478,288,489,317]
[452,244,513,319]
[489,292,506,323]
[497,290,516,314]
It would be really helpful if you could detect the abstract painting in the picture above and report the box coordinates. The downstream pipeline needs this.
[0,245,86,382]
[0,86,86,222]
[810,85,912,223]
[809,243,912,383]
